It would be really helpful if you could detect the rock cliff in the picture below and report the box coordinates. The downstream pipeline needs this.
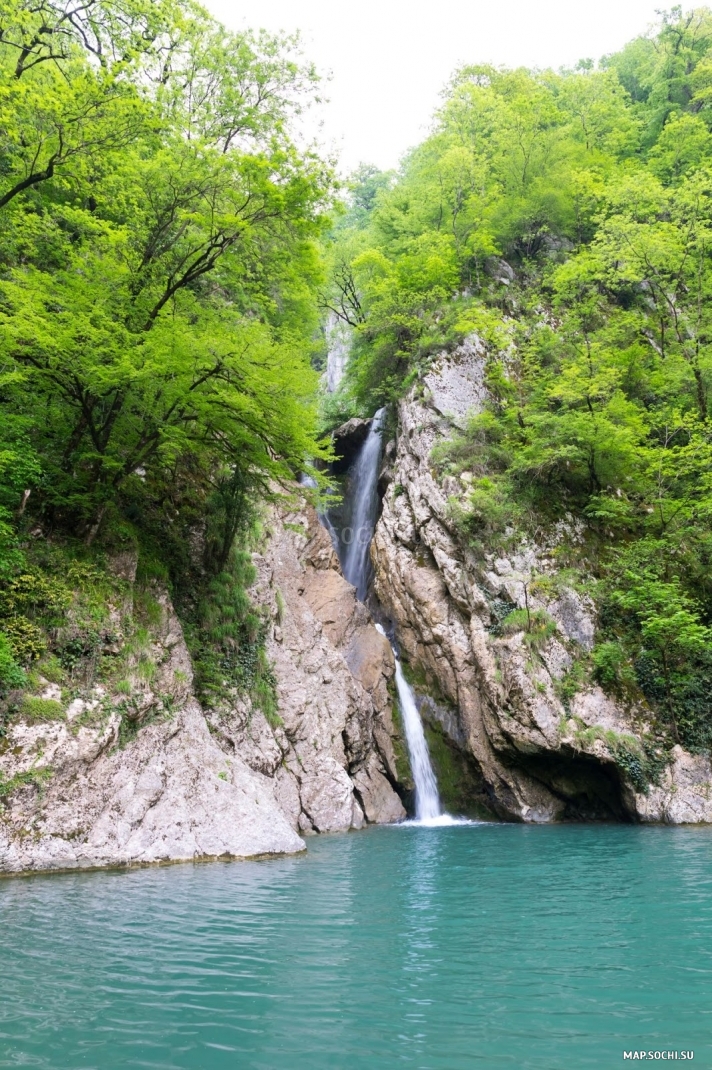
[371,338,712,824]
[0,499,404,874]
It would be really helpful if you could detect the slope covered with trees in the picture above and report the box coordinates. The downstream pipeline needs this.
[325,7,712,753]
[0,0,332,710]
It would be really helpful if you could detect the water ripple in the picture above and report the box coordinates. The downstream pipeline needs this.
[1,825,712,1068]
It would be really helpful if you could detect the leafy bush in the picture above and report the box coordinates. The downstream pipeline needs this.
[57,630,102,675]
[500,608,557,649]
[0,632,25,691]
[555,659,589,711]
[186,548,279,721]
[592,641,635,692]
[37,656,66,685]
[2,616,47,663]
[0,572,71,625]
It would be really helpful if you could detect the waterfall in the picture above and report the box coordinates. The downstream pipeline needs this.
[339,408,385,601]
[375,625,442,822]
[325,312,349,394]
[395,658,442,821]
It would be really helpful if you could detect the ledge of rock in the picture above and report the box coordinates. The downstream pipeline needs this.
[331,417,372,473]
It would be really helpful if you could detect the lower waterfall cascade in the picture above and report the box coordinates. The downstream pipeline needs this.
[377,625,473,827]
[376,625,441,822]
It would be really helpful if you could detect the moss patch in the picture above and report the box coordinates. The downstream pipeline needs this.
[423,719,496,820]
[18,696,65,723]
[0,766,52,798]
[388,679,413,790]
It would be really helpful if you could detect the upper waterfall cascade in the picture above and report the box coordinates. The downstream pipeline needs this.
[325,313,349,394]
[337,407,385,601]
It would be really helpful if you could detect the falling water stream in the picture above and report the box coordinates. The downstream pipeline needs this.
[327,407,464,824]
[375,624,443,822]
[338,407,386,600]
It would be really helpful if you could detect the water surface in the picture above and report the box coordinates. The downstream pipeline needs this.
[1,823,711,1068]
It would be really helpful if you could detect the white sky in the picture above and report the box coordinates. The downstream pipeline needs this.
[205,0,664,174]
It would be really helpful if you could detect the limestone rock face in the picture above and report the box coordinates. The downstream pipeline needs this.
[0,593,303,874]
[371,339,712,825]
[0,701,304,874]
[207,501,405,834]
[0,501,404,875]
[637,748,712,824]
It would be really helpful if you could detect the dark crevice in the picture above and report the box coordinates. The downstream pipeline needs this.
[504,750,634,822]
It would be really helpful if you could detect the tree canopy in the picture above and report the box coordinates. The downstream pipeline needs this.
[0,0,332,551]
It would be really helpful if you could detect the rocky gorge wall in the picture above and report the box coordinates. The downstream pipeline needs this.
[4,334,711,882]
[370,337,712,825]
[0,499,404,875]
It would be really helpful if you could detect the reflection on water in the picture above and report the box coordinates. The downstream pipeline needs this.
[1,824,712,1069]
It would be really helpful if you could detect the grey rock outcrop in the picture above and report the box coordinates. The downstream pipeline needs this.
[371,341,712,824]
[207,501,405,833]
[0,595,303,873]
[0,499,404,875]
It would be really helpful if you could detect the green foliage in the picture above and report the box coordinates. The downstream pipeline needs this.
[275,589,286,625]
[0,0,332,722]
[0,571,71,624]
[186,546,280,722]
[0,632,25,691]
[591,641,635,692]
[0,0,332,546]
[135,656,157,683]
[555,659,590,711]
[37,655,66,685]
[1,616,48,663]
[18,696,65,723]
[0,766,52,798]
[569,719,668,793]
[500,607,557,649]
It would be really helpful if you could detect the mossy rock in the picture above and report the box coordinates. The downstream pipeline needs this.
[18,695,65,723]
[423,719,496,821]
[388,681,413,786]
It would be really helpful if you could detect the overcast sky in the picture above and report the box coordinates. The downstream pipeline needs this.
[204,0,664,174]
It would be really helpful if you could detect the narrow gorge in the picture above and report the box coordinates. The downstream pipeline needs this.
[4,332,711,876]
[2,1,712,880]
